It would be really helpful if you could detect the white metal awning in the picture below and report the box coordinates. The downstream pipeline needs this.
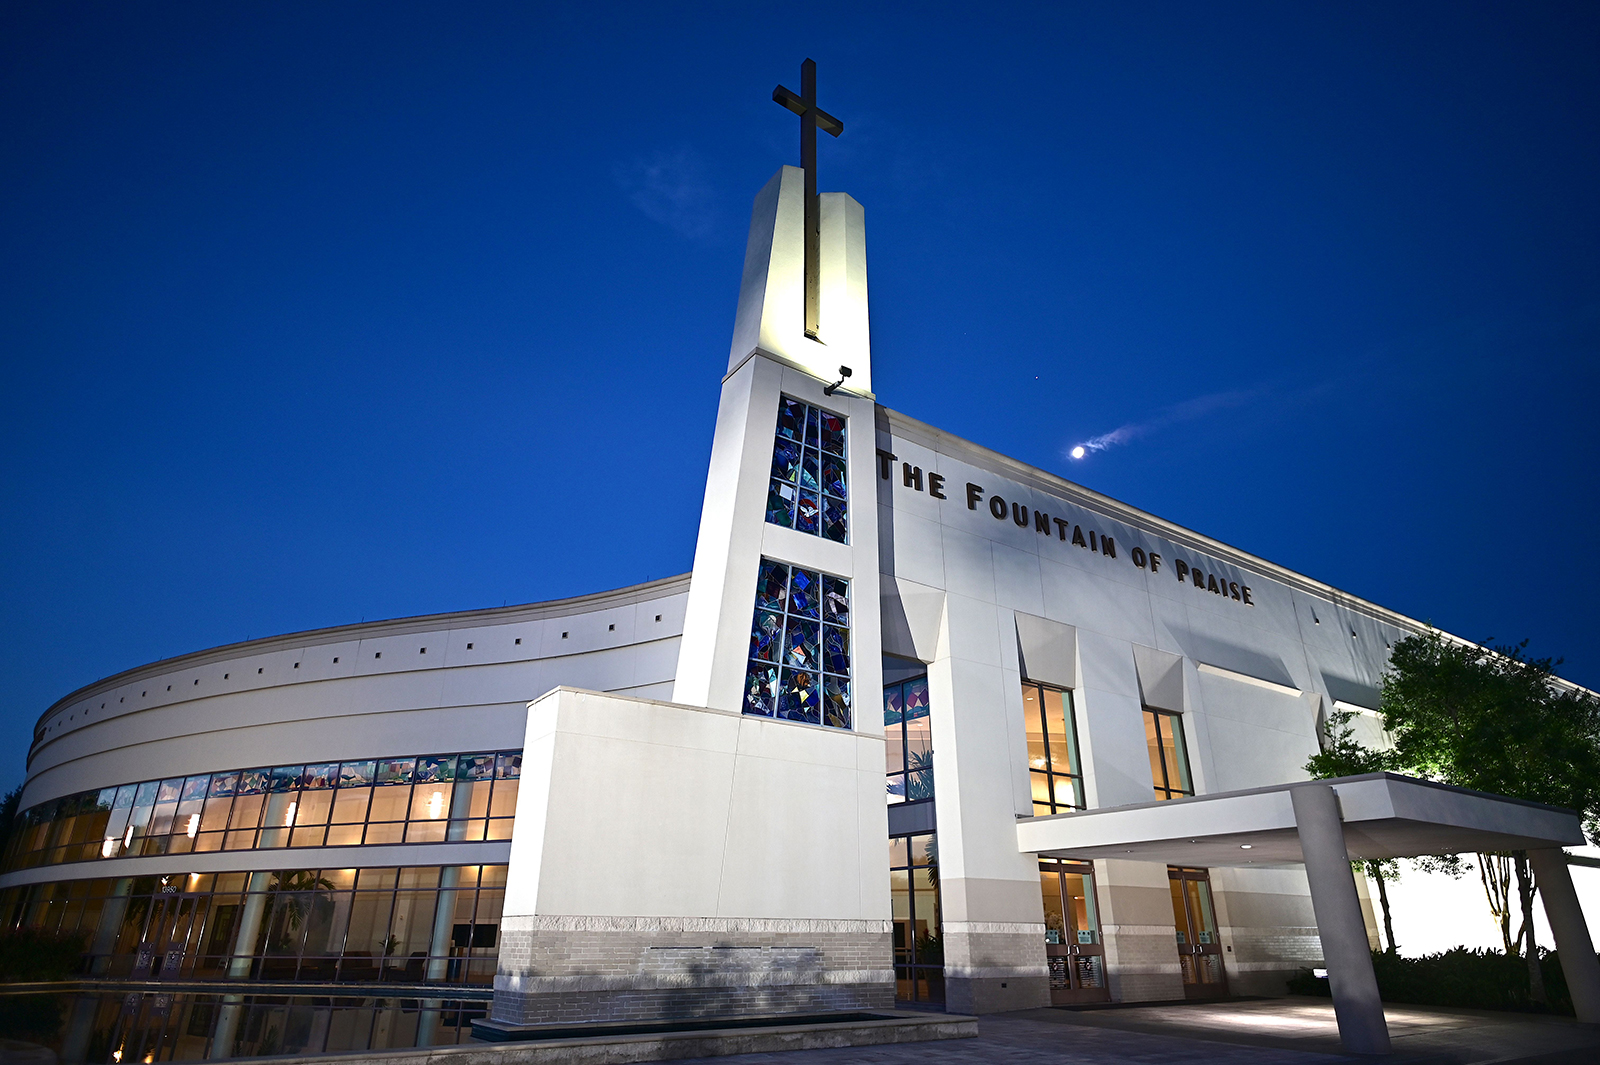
[1015,773,1585,868]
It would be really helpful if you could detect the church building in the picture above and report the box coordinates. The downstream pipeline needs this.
[8,69,1595,1058]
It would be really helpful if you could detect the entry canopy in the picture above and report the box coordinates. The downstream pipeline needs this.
[1016,773,1586,868]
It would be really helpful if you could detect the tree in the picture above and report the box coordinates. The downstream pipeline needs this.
[0,784,21,863]
[1305,709,1403,950]
[1380,629,1600,1004]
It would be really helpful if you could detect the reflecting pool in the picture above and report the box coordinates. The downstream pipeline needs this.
[0,990,487,1061]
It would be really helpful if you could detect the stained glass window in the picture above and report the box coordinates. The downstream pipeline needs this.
[765,396,847,543]
[743,558,851,729]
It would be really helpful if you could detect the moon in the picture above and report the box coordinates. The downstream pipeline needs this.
[1070,446,1086,459]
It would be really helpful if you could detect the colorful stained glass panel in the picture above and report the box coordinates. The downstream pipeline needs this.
[789,569,820,617]
[823,576,849,626]
[777,398,806,440]
[780,669,820,723]
[824,676,851,729]
[765,397,845,543]
[822,497,847,543]
[786,619,820,668]
[771,438,801,482]
[821,457,846,498]
[744,663,777,716]
[756,559,788,612]
[766,481,796,527]
[743,559,853,732]
[796,490,820,534]
[823,625,850,675]
[820,412,845,455]
[750,610,783,661]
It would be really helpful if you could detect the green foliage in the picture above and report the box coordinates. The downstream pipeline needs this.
[0,927,91,982]
[1381,630,1600,839]
[1287,947,1581,1015]
[0,784,21,861]
[1305,709,1398,780]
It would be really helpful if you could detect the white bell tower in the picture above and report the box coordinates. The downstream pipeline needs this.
[672,163,882,729]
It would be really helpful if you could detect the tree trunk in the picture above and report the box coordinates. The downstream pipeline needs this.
[1479,852,1516,955]
[1373,866,1397,953]
[1514,851,1547,1005]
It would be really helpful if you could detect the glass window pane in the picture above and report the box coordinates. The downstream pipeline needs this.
[1145,712,1168,796]
[788,569,820,618]
[488,780,518,819]
[743,662,777,716]
[765,480,797,527]
[331,787,372,824]
[750,611,784,662]
[822,676,851,730]
[409,784,453,822]
[889,837,909,869]
[1165,714,1193,794]
[1043,689,1077,776]
[1024,686,1048,772]
[367,787,411,823]
[1030,772,1053,808]
[778,668,820,723]
[1040,870,1065,943]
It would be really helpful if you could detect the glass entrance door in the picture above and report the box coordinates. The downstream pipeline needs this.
[1168,866,1227,998]
[1040,860,1108,1003]
[134,885,204,979]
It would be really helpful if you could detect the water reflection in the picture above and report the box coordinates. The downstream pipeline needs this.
[0,990,487,1061]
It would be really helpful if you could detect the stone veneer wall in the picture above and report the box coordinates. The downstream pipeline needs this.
[491,916,893,1026]
[941,923,1051,1014]
[1097,860,1186,1002]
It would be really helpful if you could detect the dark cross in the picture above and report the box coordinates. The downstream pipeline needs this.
[774,59,843,342]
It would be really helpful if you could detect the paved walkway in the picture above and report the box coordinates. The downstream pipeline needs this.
[671,998,1600,1065]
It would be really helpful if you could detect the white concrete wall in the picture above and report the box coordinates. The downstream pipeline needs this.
[874,406,1435,1002]
[504,687,889,921]
[20,578,690,813]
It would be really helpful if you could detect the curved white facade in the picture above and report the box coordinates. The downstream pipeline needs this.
[7,575,688,888]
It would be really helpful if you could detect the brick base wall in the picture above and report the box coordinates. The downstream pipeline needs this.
[490,916,894,1026]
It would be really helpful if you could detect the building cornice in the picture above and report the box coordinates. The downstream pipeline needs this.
[35,574,692,734]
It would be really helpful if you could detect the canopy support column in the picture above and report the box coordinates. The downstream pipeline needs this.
[1528,847,1600,1023]
[1292,783,1390,1054]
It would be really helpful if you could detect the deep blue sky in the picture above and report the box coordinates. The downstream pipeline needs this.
[3,2,1597,794]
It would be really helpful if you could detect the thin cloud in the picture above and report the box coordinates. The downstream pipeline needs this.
[615,148,721,240]
[1067,387,1264,460]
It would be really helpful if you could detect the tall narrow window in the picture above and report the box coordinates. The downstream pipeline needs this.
[1145,710,1193,800]
[1023,683,1083,815]
[743,558,851,729]
[884,674,932,804]
[765,396,847,543]
[890,833,942,1003]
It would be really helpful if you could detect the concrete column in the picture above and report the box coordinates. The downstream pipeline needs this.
[1527,847,1600,1024]
[226,871,273,978]
[425,865,463,981]
[1291,784,1390,1055]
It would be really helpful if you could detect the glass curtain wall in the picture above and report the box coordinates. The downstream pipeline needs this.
[3,751,522,872]
[889,833,942,1004]
[0,865,506,985]
[1144,711,1193,800]
[1022,683,1084,814]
